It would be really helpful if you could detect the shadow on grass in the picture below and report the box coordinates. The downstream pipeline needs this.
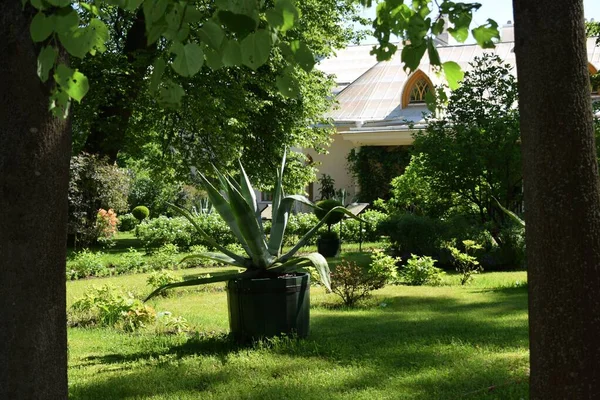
[70,288,529,399]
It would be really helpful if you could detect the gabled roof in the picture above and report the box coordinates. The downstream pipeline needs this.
[319,38,600,125]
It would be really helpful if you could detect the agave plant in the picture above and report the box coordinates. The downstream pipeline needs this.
[146,151,361,300]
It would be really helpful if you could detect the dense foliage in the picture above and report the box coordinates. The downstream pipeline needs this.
[412,54,522,230]
[347,146,412,203]
[68,153,131,246]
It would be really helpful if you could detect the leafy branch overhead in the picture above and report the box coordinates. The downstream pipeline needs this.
[27,0,499,117]
[27,0,313,117]
[366,0,499,89]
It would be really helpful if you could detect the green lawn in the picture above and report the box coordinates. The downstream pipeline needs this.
[67,267,529,399]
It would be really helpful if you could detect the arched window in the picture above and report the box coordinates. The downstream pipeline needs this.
[402,70,434,108]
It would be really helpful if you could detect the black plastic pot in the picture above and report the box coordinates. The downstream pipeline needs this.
[317,236,341,258]
[226,273,310,343]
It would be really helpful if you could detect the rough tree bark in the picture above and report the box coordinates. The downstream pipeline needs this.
[513,1,600,398]
[0,2,70,398]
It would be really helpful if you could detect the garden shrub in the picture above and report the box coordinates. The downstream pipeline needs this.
[314,199,344,227]
[113,248,148,275]
[135,214,239,250]
[67,249,109,280]
[190,213,237,248]
[330,260,387,306]
[448,240,483,285]
[135,216,193,249]
[148,243,180,271]
[400,255,444,286]
[380,213,443,258]
[118,213,138,232]
[484,223,526,270]
[68,153,130,247]
[69,285,156,331]
[96,208,118,248]
[369,249,400,285]
[132,205,150,221]
[341,210,387,242]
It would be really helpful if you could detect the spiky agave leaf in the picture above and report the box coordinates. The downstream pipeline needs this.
[193,172,251,255]
[145,270,260,301]
[223,176,273,268]
[268,194,318,256]
[180,252,245,267]
[268,252,331,291]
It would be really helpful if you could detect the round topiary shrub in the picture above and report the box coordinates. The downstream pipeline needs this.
[314,199,344,227]
[132,206,150,222]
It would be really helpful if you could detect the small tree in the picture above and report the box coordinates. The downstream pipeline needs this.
[413,54,522,230]
[447,240,483,285]
[69,153,130,246]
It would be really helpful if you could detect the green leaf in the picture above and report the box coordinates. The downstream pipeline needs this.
[30,12,54,42]
[204,46,223,70]
[221,39,242,67]
[448,26,469,43]
[171,42,204,77]
[217,10,257,36]
[181,252,241,267]
[290,40,314,72]
[184,6,203,23]
[125,0,144,11]
[49,89,70,119]
[432,18,445,36]
[37,45,57,82]
[472,19,500,49]
[199,20,224,50]
[277,0,299,32]
[276,74,299,98]
[46,0,70,6]
[143,0,169,23]
[146,21,166,45]
[58,19,109,58]
[158,80,185,107]
[224,181,272,268]
[149,57,166,93]
[30,0,44,10]
[272,253,330,291]
[53,64,89,102]
[442,61,464,90]
[145,270,254,301]
[401,42,427,73]
[54,8,80,34]
[265,9,283,29]
[426,38,441,66]
[241,30,271,70]
[45,0,68,6]
[493,197,525,228]
[266,0,299,32]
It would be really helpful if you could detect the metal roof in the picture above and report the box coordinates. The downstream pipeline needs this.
[319,38,600,124]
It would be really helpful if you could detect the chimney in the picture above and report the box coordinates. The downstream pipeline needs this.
[502,21,514,42]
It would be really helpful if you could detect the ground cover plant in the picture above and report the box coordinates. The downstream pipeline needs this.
[67,262,529,399]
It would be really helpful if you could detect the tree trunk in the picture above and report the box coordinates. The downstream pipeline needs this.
[0,3,70,398]
[512,1,600,398]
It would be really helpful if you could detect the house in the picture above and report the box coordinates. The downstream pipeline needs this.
[304,23,600,202]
